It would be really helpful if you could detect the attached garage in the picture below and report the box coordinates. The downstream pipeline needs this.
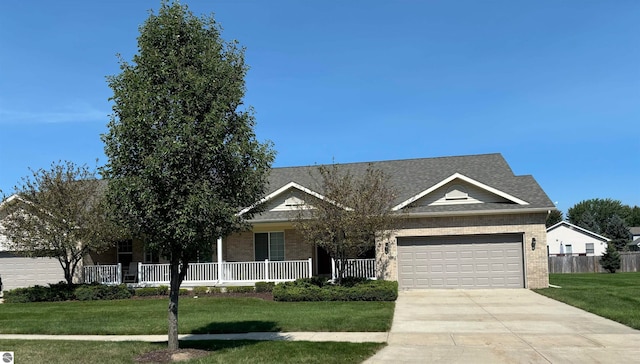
[0,252,65,291]
[397,234,524,289]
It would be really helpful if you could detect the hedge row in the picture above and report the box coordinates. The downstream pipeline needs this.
[273,278,398,302]
[3,283,133,303]
[2,283,270,303]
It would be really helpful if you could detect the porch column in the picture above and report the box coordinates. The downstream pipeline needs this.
[217,237,223,283]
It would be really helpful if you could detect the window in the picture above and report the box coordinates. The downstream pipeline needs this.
[565,244,573,255]
[117,240,133,266]
[255,232,285,261]
[144,248,160,263]
[586,243,594,255]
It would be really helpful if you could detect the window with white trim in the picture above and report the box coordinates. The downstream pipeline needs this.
[255,232,285,261]
[586,243,594,255]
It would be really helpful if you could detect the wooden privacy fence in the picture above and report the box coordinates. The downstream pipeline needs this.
[548,252,640,273]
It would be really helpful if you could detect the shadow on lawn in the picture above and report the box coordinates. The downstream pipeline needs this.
[192,320,280,334]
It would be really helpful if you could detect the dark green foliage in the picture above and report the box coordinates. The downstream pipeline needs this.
[567,198,631,236]
[102,1,275,348]
[74,284,132,301]
[135,287,163,297]
[600,243,621,273]
[225,286,255,293]
[134,286,189,297]
[254,281,275,293]
[192,286,209,296]
[3,283,131,303]
[604,215,632,251]
[3,282,75,303]
[273,278,397,302]
[545,210,563,228]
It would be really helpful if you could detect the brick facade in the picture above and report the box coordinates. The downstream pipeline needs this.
[375,212,549,289]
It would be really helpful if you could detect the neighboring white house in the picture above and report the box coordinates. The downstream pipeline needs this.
[546,221,609,256]
[0,195,66,292]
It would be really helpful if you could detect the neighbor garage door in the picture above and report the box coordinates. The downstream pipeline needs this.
[0,252,65,291]
[397,234,524,289]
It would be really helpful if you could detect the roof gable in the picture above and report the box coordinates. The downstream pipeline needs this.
[546,221,610,242]
[392,173,529,211]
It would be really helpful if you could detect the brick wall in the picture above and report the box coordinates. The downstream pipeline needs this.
[377,212,549,289]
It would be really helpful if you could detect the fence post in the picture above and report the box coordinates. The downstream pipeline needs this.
[331,258,336,281]
[117,263,122,284]
[265,259,270,281]
[308,257,313,278]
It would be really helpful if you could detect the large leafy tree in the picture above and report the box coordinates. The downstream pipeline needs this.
[102,2,274,350]
[0,161,117,286]
[293,164,402,284]
[567,198,631,237]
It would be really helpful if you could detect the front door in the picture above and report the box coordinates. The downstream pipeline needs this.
[316,246,332,276]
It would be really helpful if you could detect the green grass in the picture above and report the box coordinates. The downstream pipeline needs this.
[0,339,385,364]
[0,297,394,334]
[535,272,640,330]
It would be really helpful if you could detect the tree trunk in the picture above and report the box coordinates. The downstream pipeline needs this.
[168,256,189,350]
[168,258,181,350]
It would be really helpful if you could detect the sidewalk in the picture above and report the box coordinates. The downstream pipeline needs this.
[0,332,388,343]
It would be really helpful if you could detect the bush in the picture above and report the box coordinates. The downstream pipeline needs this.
[135,287,164,297]
[157,285,169,295]
[193,286,209,296]
[273,278,397,302]
[74,284,132,301]
[134,286,190,297]
[3,283,131,303]
[600,244,621,273]
[255,281,275,293]
[226,286,255,293]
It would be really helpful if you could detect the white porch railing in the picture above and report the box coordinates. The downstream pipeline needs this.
[83,263,122,285]
[332,258,377,280]
[136,258,313,285]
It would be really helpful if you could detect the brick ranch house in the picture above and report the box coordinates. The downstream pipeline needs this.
[84,153,555,290]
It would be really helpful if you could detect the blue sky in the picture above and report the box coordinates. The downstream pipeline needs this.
[1,0,638,213]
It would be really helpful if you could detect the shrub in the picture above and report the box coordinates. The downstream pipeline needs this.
[226,286,255,293]
[135,287,164,297]
[74,284,132,301]
[600,244,621,273]
[157,285,169,295]
[255,281,275,293]
[273,278,397,302]
[193,286,209,296]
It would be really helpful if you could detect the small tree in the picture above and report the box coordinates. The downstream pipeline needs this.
[600,243,621,273]
[545,210,563,228]
[603,215,631,251]
[293,164,401,285]
[0,161,118,286]
[102,2,274,350]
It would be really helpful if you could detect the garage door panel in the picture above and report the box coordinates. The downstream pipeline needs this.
[0,254,66,291]
[397,234,524,289]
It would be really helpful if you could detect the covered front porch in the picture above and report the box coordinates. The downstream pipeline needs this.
[82,257,376,286]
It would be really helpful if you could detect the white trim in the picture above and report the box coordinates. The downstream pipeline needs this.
[546,221,611,242]
[238,182,326,216]
[238,181,352,216]
[392,173,529,211]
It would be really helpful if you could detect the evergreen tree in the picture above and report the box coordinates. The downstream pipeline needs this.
[600,243,621,273]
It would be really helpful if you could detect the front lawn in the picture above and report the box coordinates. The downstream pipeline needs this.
[535,272,640,330]
[0,297,394,334]
[0,339,385,364]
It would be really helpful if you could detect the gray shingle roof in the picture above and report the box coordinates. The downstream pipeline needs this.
[249,153,555,222]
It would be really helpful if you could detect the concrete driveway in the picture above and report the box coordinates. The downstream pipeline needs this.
[365,289,640,363]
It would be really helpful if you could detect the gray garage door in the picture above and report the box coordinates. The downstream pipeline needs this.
[0,253,65,291]
[397,234,524,289]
